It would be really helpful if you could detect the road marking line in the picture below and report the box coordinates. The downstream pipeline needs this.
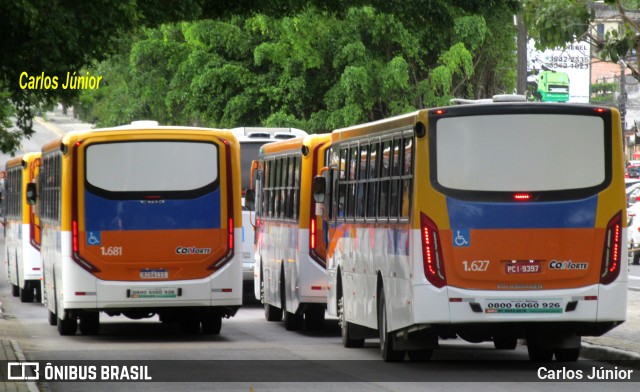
[35,116,64,137]
[630,275,640,281]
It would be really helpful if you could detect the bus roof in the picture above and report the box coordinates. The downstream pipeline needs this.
[40,122,240,154]
[231,127,308,141]
[259,133,331,156]
[5,151,41,169]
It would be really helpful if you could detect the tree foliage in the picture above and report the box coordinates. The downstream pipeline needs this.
[0,0,205,153]
[79,3,518,133]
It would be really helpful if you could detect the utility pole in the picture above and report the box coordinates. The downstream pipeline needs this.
[620,61,628,159]
[516,14,528,95]
[620,61,627,129]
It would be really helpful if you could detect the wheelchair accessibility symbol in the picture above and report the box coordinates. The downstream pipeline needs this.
[453,229,470,247]
[87,231,101,246]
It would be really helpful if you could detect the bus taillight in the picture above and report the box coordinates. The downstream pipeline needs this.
[600,211,622,285]
[420,212,446,288]
[513,193,531,201]
[228,217,234,250]
[310,218,316,250]
[72,219,79,252]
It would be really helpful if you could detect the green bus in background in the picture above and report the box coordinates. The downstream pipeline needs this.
[535,70,570,102]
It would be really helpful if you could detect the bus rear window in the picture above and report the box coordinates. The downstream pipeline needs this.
[86,141,218,193]
[240,142,269,191]
[435,114,605,192]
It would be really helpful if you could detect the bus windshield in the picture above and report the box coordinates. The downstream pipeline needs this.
[86,141,218,192]
[240,142,269,192]
[435,114,605,192]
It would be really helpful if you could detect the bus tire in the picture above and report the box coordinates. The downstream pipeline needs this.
[19,285,34,303]
[57,311,77,336]
[48,310,57,326]
[408,349,433,362]
[304,305,325,330]
[284,311,303,331]
[202,314,222,335]
[180,318,201,334]
[494,336,518,350]
[339,296,364,348]
[264,303,283,322]
[554,347,580,362]
[378,289,405,362]
[35,283,42,303]
[11,260,19,297]
[79,312,100,335]
[527,344,553,362]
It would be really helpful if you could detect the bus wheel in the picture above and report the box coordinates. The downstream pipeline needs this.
[304,305,325,331]
[202,314,222,335]
[378,289,405,362]
[35,286,42,303]
[494,336,518,350]
[284,311,303,331]
[79,312,100,335]
[408,350,433,362]
[527,344,553,361]
[339,296,364,348]
[48,309,58,326]
[57,311,78,336]
[265,302,283,322]
[19,285,34,303]
[554,347,580,362]
[180,318,201,334]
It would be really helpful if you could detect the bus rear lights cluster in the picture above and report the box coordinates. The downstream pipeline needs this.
[420,212,446,288]
[600,212,622,285]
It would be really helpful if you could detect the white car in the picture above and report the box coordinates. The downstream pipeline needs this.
[628,203,640,265]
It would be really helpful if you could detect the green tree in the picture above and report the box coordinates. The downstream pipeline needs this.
[0,0,205,154]
[79,2,519,133]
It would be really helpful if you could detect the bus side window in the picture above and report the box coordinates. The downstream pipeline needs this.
[389,138,402,219]
[401,137,413,218]
[367,141,379,219]
[347,146,358,219]
[337,147,348,219]
[357,144,369,218]
[379,140,392,219]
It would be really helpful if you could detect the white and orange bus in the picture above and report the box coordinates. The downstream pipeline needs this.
[315,95,627,361]
[4,152,42,303]
[38,121,242,335]
[248,134,331,330]
[231,127,308,295]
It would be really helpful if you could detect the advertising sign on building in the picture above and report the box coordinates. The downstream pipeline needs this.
[527,39,591,103]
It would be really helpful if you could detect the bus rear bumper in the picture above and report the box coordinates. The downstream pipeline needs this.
[412,282,627,335]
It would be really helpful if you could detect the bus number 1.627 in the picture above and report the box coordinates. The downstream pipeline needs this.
[462,260,489,272]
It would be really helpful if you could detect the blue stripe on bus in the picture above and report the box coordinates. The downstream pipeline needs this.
[84,189,221,231]
[445,195,598,229]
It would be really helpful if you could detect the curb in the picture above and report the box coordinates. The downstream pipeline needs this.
[581,341,640,365]
[10,340,41,392]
